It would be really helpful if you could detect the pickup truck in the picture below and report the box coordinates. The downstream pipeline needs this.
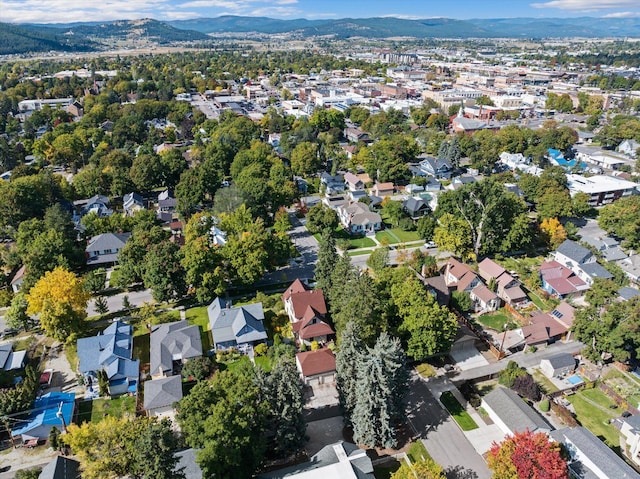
[39,369,53,388]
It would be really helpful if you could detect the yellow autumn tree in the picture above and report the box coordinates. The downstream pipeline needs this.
[540,217,567,249]
[26,267,90,341]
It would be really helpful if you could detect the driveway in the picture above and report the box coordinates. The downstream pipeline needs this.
[450,347,490,371]
[405,372,491,479]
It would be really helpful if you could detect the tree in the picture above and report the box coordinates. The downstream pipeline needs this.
[416,216,436,241]
[540,217,567,249]
[264,356,307,456]
[571,192,593,217]
[315,231,338,293]
[598,195,640,249]
[181,356,214,381]
[336,320,364,424]
[290,141,320,176]
[26,267,90,341]
[143,241,187,302]
[382,199,405,227]
[351,332,408,449]
[84,268,106,294]
[6,293,34,331]
[306,204,339,235]
[499,361,527,388]
[14,468,42,479]
[367,247,389,273]
[177,369,267,479]
[49,426,61,451]
[391,458,446,479]
[585,278,618,308]
[94,296,109,316]
[512,374,542,402]
[392,276,458,361]
[433,213,473,260]
[451,290,472,313]
[487,430,568,479]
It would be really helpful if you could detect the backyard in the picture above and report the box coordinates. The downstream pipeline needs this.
[476,309,518,331]
[568,387,622,449]
[76,395,136,424]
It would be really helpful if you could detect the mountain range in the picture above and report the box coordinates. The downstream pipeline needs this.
[2,15,639,55]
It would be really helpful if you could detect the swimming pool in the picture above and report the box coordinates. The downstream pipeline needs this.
[567,374,583,385]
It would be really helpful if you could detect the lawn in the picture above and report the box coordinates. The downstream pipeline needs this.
[569,388,622,448]
[476,309,515,331]
[347,249,375,256]
[376,228,421,245]
[133,333,150,367]
[440,391,478,431]
[495,255,545,277]
[407,440,432,462]
[602,368,640,408]
[314,228,376,249]
[76,395,136,424]
[532,369,560,394]
[108,268,121,288]
[186,305,213,352]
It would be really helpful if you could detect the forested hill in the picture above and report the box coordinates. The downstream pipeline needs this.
[170,15,640,38]
[0,23,96,55]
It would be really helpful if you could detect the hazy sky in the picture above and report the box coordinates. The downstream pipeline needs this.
[2,0,640,24]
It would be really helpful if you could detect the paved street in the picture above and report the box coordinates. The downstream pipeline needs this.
[86,288,154,316]
[406,372,491,479]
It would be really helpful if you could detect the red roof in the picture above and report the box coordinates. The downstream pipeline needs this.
[282,279,309,302]
[478,258,506,282]
[296,349,336,377]
[293,306,335,339]
[521,323,549,345]
[284,283,327,320]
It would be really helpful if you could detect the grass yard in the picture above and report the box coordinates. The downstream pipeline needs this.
[495,255,545,277]
[476,309,515,331]
[186,305,213,352]
[347,249,375,256]
[108,268,121,288]
[532,369,560,394]
[440,391,478,431]
[254,355,273,373]
[376,228,421,245]
[76,395,136,424]
[313,228,376,249]
[415,363,436,379]
[133,333,150,367]
[407,440,432,463]
[526,290,559,311]
[569,388,622,448]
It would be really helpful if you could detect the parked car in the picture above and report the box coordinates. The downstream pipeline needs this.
[39,369,53,389]
[425,241,436,248]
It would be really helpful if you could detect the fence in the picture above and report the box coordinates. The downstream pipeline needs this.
[504,303,526,324]
[453,308,503,359]
[599,382,640,415]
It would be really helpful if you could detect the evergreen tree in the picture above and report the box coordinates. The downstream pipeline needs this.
[332,271,382,342]
[265,357,307,456]
[437,140,450,161]
[94,296,108,316]
[336,321,364,424]
[314,231,338,293]
[449,136,462,170]
[374,332,409,421]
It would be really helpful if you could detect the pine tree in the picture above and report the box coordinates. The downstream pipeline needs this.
[336,321,364,424]
[94,296,108,316]
[437,140,450,161]
[449,136,462,170]
[315,231,338,293]
[265,357,307,456]
[374,332,409,421]
[325,251,356,310]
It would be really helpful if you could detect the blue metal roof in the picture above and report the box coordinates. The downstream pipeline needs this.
[12,392,75,438]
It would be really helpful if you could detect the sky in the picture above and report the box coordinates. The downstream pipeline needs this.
[2,0,640,24]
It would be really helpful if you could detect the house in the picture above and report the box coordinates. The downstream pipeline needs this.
[257,441,374,479]
[540,353,576,378]
[143,375,183,419]
[207,298,268,354]
[0,343,27,371]
[526,301,577,343]
[322,196,349,211]
[442,258,480,293]
[620,415,640,469]
[402,197,430,219]
[157,189,177,223]
[581,235,628,262]
[553,239,613,286]
[282,280,334,346]
[85,232,131,266]
[520,322,551,348]
[423,274,451,307]
[619,287,640,302]
[150,320,203,379]
[10,265,26,293]
[320,173,345,195]
[618,255,640,284]
[75,195,113,218]
[481,386,551,436]
[470,284,500,312]
[343,172,364,191]
[66,101,84,119]
[347,189,368,202]
[344,126,369,143]
[414,156,453,179]
[11,392,75,442]
[618,139,640,158]
[551,426,640,479]
[370,182,394,197]
[123,192,144,216]
[337,202,382,235]
[448,176,476,190]
[38,456,81,479]
[539,260,588,298]
[296,348,336,386]
[477,258,528,308]
[77,321,139,396]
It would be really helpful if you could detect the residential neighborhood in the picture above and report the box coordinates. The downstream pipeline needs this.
[1,7,640,479]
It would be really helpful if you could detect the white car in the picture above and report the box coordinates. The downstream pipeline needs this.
[425,241,436,248]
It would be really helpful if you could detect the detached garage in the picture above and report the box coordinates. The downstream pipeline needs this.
[540,353,576,379]
[296,349,336,386]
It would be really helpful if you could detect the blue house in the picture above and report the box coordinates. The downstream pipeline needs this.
[207,298,268,354]
[11,392,75,441]
[77,321,139,396]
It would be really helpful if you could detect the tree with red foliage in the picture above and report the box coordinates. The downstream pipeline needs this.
[487,430,568,479]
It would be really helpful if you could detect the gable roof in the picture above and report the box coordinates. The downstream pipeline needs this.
[619,287,640,301]
[551,427,640,479]
[471,284,498,304]
[77,321,138,379]
[402,197,429,215]
[85,232,131,254]
[343,172,363,186]
[208,298,267,346]
[175,449,203,479]
[296,349,336,378]
[444,258,475,282]
[150,320,203,376]
[283,282,328,320]
[521,322,550,345]
[294,306,335,340]
[556,240,593,264]
[579,262,614,280]
[371,182,394,193]
[540,260,587,295]
[550,302,575,328]
[12,392,75,439]
[483,386,550,434]
[143,375,183,411]
[39,456,80,479]
[478,258,506,281]
[542,353,576,370]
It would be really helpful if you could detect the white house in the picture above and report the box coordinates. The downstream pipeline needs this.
[553,239,613,286]
[620,415,640,469]
[481,387,551,436]
[337,202,382,235]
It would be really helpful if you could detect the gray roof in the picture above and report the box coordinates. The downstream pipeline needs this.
[39,456,80,479]
[551,427,640,479]
[403,197,429,215]
[175,449,203,479]
[543,353,576,370]
[85,232,131,254]
[143,375,183,410]
[483,386,550,434]
[556,240,593,264]
[0,344,11,370]
[150,320,203,376]
[257,441,374,478]
[580,262,613,280]
[618,287,640,301]
[77,321,139,380]
[208,298,267,347]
